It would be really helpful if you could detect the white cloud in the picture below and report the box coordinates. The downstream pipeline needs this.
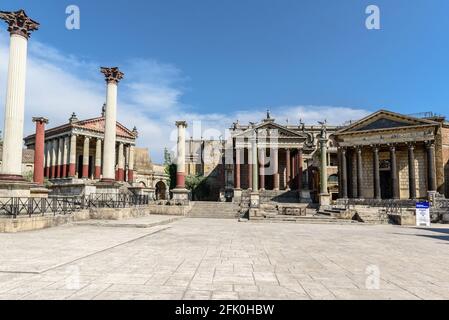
[0,33,371,164]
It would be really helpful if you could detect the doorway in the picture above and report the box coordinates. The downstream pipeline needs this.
[380,171,392,199]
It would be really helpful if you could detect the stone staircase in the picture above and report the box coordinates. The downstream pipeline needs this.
[188,202,241,219]
[352,207,390,224]
[251,213,361,225]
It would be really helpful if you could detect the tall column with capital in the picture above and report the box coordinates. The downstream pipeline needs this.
[175,121,187,189]
[340,148,348,199]
[69,135,77,178]
[248,147,253,191]
[117,143,125,182]
[100,67,124,182]
[251,135,259,192]
[32,117,48,185]
[319,127,330,206]
[95,139,102,180]
[128,145,135,183]
[408,144,416,199]
[298,149,303,193]
[373,146,381,200]
[235,148,241,190]
[82,137,90,179]
[390,145,399,199]
[356,147,363,198]
[426,142,437,193]
[0,10,39,181]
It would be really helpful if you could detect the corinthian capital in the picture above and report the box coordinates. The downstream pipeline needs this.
[100,67,124,84]
[0,10,39,39]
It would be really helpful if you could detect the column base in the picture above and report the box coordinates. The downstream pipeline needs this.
[30,186,50,199]
[172,188,190,205]
[0,179,33,197]
[319,193,331,207]
[250,192,260,209]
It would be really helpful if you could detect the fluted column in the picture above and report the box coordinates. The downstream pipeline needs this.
[82,136,90,179]
[390,145,399,199]
[62,136,69,178]
[0,10,39,181]
[45,141,51,178]
[117,143,125,182]
[251,136,259,192]
[128,145,135,183]
[285,149,291,190]
[259,148,265,191]
[69,135,77,178]
[176,121,187,189]
[32,117,48,185]
[51,139,57,179]
[340,148,348,199]
[248,147,253,191]
[373,146,381,200]
[356,147,363,198]
[408,144,416,199]
[320,139,329,195]
[426,141,437,192]
[56,138,63,178]
[100,67,124,182]
[95,139,102,180]
[273,148,280,191]
[235,148,241,190]
[298,149,303,193]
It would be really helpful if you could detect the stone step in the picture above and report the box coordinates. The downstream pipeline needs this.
[189,202,241,219]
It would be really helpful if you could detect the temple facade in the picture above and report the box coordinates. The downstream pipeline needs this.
[334,110,449,200]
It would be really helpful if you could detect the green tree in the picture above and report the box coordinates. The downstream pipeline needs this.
[185,174,209,201]
[164,148,177,190]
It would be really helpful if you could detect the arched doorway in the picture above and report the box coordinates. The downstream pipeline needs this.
[155,181,167,200]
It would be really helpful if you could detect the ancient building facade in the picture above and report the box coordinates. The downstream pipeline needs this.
[334,110,449,200]
[184,113,339,202]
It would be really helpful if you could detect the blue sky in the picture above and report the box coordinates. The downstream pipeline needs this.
[1,0,448,162]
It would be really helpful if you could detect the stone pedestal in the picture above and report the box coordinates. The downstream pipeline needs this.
[95,181,121,195]
[30,186,49,198]
[172,188,189,205]
[319,193,331,208]
[233,189,242,203]
[0,180,33,197]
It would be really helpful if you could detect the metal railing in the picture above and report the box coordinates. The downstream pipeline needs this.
[0,194,150,218]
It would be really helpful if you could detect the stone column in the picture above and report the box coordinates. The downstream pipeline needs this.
[356,147,363,198]
[82,136,90,179]
[175,121,187,189]
[390,145,399,199]
[100,67,124,182]
[234,148,241,190]
[320,139,329,196]
[117,143,125,182]
[251,136,259,192]
[341,148,348,199]
[285,149,291,190]
[128,145,135,183]
[62,136,69,178]
[95,139,102,180]
[0,10,39,181]
[373,146,381,200]
[273,148,280,191]
[426,141,437,192]
[298,149,303,193]
[45,141,51,178]
[69,135,77,178]
[248,147,253,191]
[408,144,416,199]
[56,138,63,178]
[51,139,57,179]
[259,148,265,191]
[32,117,48,185]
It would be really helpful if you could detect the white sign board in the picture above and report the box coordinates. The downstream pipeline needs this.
[416,202,431,227]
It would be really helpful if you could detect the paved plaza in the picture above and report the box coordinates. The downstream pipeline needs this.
[1,216,449,300]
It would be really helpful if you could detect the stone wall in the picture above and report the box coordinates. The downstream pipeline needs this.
[441,127,449,197]
[435,126,446,195]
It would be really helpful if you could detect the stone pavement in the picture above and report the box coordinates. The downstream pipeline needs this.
[1,217,449,300]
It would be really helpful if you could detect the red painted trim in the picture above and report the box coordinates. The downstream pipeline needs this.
[33,121,45,185]
[128,170,134,183]
[69,164,76,178]
[56,165,61,179]
[0,174,26,182]
[61,164,67,179]
[176,172,185,189]
[117,168,125,182]
[51,166,56,179]
[94,166,101,180]
[44,167,49,179]
[82,165,89,179]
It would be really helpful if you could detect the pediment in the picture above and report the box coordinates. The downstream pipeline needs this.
[337,110,439,134]
[235,121,307,139]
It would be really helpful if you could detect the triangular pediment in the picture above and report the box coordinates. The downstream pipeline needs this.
[235,121,308,139]
[75,117,136,139]
[337,110,439,134]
